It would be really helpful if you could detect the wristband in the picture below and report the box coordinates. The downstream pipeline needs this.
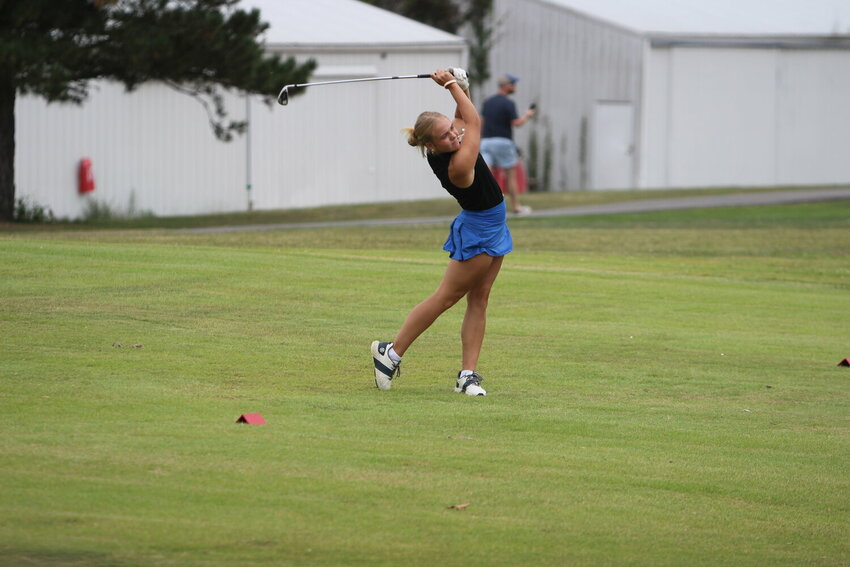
[443,79,458,89]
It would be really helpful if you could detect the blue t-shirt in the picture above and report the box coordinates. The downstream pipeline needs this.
[481,94,518,140]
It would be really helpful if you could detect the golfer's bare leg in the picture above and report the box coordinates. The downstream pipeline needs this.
[461,255,503,370]
[392,254,494,356]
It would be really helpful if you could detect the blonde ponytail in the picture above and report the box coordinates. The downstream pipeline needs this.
[402,111,443,157]
[402,127,418,148]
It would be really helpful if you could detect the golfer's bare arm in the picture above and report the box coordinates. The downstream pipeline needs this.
[447,84,480,188]
[454,88,471,122]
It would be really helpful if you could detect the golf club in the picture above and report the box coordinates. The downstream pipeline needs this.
[277,73,431,105]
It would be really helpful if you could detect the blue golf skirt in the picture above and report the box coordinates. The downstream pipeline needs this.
[443,201,513,261]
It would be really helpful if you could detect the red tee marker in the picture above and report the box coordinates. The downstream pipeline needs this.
[236,413,266,425]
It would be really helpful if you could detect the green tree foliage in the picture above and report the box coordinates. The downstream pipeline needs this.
[464,0,494,89]
[0,0,316,221]
[362,0,463,33]
[361,0,493,89]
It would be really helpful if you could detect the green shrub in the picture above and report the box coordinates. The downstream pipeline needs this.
[13,197,56,223]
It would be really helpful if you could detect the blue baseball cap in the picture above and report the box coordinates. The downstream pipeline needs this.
[498,74,520,86]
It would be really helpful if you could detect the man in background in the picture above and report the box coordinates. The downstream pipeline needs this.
[480,74,536,215]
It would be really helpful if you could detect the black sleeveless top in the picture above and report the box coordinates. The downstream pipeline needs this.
[427,151,504,211]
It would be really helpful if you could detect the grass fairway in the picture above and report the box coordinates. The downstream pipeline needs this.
[2,198,849,566]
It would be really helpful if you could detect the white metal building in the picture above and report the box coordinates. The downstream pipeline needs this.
[489,0,850,190]
[15,0,467,219]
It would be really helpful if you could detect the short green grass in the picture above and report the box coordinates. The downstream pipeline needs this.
[1,196,849,566]
[8,185,830,231]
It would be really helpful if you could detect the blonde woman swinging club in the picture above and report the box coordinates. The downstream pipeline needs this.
[371,68,513,396]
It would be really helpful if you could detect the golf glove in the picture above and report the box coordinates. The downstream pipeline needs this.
[449,67,469,90]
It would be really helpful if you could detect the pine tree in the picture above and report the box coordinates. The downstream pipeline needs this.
[0,0,315,221]
[360,0,493,91]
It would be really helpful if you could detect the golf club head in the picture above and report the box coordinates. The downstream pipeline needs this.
[277,86,290,106]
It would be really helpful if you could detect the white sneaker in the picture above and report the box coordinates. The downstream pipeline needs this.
[512,205,532,216]
[371,341,400,391]
[455,372,486,396]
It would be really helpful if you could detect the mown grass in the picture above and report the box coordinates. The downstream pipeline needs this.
[1,195,849,566]
[5,185,834,231]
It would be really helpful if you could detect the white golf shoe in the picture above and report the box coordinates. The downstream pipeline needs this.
[371,341,400,391]
[455,371,486,396]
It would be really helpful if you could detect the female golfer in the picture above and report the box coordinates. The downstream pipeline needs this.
[371,68,512,396]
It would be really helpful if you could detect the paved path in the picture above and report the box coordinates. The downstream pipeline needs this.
[183,187,850,234]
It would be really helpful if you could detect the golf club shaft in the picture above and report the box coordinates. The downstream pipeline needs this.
[291,73,430,89]
[277,73,430,105]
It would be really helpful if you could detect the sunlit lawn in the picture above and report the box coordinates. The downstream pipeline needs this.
[1,198,848,566]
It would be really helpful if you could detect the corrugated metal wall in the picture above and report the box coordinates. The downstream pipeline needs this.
[645,47,780,187]
[775,50,850,185]
[16,82,246,219]
[15,46,466,219]
[492,0,850,191]
[640,46,850,188]
[489,0,643,191]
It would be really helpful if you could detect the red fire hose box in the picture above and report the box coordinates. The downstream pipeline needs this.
[78,158,95,194]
